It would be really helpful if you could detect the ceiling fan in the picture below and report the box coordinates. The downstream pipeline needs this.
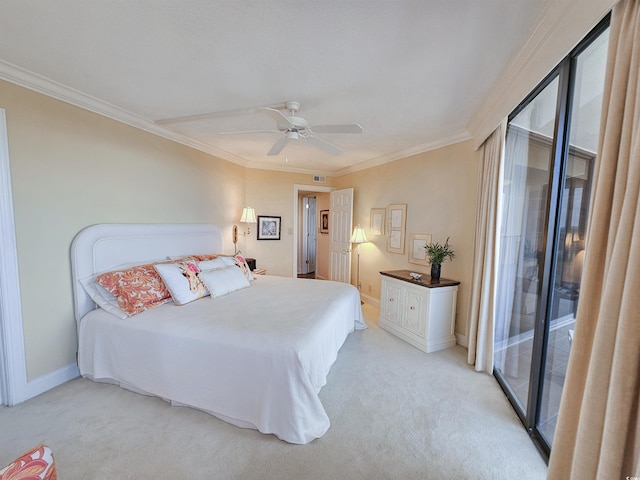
[218,101,363,156]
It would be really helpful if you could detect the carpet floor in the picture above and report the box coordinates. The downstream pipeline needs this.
[0,304,548,479]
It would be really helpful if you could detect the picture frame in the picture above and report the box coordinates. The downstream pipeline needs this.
[320,210,329,234]
[408,233,433,266]
[370,208,385,235]
[257,215,281,240]
[386,204,407,254]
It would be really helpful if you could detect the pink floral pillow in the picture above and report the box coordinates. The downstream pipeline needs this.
[0,444,57,480]
[96,263,172,316]
[233,252,255,281]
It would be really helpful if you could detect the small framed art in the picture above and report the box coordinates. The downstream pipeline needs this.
[386,204,407,254]
[370,208,385,235]
[408,233,433,266]
[257,216,281,240]
[320,210,329,234]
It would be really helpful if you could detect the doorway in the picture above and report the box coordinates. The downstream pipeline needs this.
[298,195,317,277]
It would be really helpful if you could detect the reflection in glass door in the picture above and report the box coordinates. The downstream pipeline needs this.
[493,20,609,458]
[537,28,609,445]
[494,76,559,414]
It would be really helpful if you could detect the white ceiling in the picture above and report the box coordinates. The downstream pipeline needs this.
[0,1,546,175]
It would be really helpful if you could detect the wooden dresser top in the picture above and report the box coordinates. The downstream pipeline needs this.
[380,270,460,288]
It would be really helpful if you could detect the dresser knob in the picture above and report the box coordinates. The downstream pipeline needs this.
[389,298,394,302]
[410,306,415,310]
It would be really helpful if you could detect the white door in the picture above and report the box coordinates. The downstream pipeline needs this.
[329,188,353,283]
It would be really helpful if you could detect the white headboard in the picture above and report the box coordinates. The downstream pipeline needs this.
[71,223,223,324]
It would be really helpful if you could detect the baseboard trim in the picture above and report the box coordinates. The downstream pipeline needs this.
[361,293,379,307]
[26,363,80,400]
[456,333,468,348]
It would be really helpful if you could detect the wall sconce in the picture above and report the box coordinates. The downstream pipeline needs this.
[233,207,257,253]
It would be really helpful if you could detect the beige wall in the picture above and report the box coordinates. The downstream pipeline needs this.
[2,78,478,384]
[243,169,335,277]
[1,80,245,380]
[335,140,479,341]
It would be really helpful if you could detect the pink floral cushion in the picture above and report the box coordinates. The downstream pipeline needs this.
[0,444,57,480]
[96,263,172,316]
[233,252,255,281]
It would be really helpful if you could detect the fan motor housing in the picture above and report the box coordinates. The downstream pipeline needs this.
[278,116,309,132]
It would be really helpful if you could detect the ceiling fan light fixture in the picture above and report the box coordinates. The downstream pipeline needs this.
[287,131,299,141]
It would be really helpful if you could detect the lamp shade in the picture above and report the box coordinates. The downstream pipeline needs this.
[240,207,257,223]
[350,225,368,244]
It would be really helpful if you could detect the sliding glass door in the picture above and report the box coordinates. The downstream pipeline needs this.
[493,19,609,457]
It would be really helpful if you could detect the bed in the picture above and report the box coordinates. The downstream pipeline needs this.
[71,223,366,444]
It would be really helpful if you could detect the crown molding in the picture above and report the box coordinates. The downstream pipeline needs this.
[244,159,334,177]
[467,0,616,149]
[0,58,471,176]
[0,59,250,168]
[333,130,472,177]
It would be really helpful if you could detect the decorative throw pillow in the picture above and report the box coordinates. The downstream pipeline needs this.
[79,275,128,319]
[197,258,228,271]
[96,264,172,316]
[199,266,251,298]
[233,252,255,281]
[154,260,208,306]
[0,444,57,480]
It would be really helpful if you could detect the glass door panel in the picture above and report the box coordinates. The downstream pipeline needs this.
[494,77,559,413]
[537,28,609,445]
[493,19,609,458]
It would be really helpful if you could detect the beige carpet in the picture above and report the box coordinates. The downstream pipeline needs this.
[0,304,547,479]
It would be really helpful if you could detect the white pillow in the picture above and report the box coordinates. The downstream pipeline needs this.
[154,260,208,306]
[220,256,238,267]
[198,258,228,270]
[199,266,251,298]
[79,274,128,319]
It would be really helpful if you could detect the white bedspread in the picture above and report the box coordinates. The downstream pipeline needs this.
[78,275,366,444]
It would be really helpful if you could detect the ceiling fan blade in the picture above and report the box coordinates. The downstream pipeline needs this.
[308,124,363,134]
[217,129,279,135]
[267,136,291,156]
[155,107,261,125]
[154,102,286,126]
[304,135,343,155]
[260,107,294,127]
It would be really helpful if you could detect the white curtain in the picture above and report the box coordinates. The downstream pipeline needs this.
[467,122,505,372]
[492,126,532,375]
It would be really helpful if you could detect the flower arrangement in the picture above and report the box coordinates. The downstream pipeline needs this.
[424,237,455,265]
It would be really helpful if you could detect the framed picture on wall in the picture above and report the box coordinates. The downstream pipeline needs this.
[386,204,407,254]
[320,210,329,234]
[408,233,433,266]
[257,215,281,240]
[370,208,385,235]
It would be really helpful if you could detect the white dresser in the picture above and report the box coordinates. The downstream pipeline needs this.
[378,270,459,353]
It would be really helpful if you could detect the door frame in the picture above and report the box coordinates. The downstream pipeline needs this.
[292,184,333,278]
[0,108,28,406]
